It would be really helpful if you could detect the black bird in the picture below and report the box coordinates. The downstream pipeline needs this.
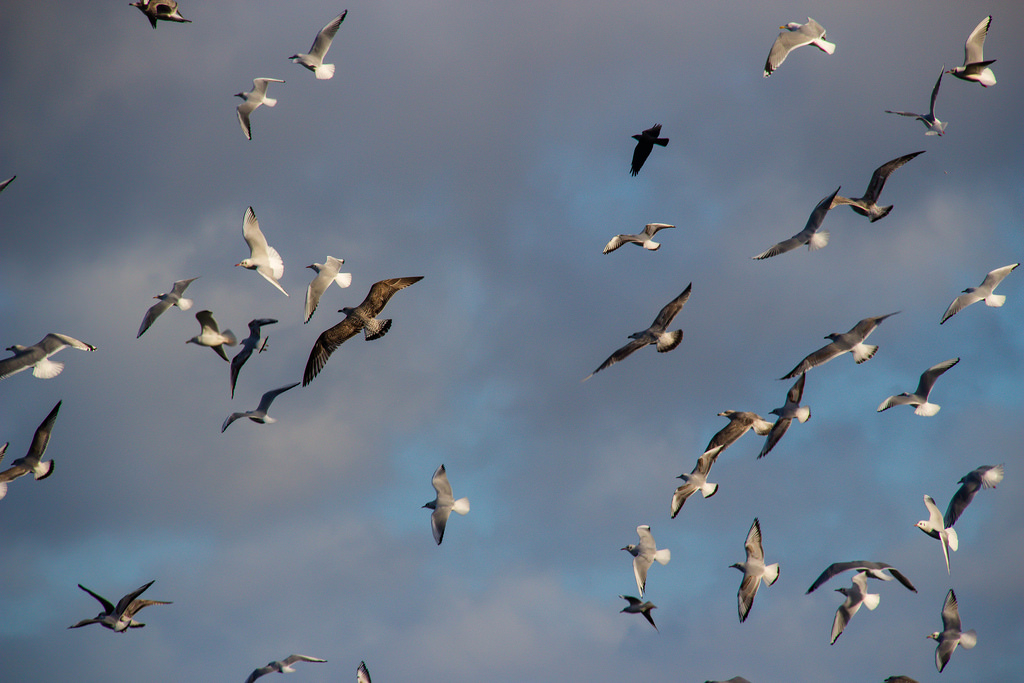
[630,124,669,176]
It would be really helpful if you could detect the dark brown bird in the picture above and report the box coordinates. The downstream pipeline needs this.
[630,124,669,176]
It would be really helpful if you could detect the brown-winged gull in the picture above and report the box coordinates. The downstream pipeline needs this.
[704,411,773,457]
[877,358,959,416]
[758,373,810,459]
[622,525,670,597]
[229,318,278,399]
[236,78,285,141]
[830,571,880,644]
[137,276,199,338]
[763,18,835,77]
[730,518,778,622]
[619,595,658,631]
[940,263,1018,324]
[603,223,675,254]
[0,401,60,500]
[947,16,996,87]
[222,382,300,432]
[236,206,288,296]
[831,151,925,222]
[671,445,724,518]
[885,68,947,136]
[68,580,171,632]
[304,256,352,323]
[290,11,347,80]
[915,494,957,574]
[0,333,96,381]
[423,464,469,545]
[929,589,976,672]
[752,187,839,260]
[630,124,669,176]
[130,1,191,29]
[244,654,327,683]
[186,310,236,361]
[780,312,899,379]
[806,560,917,594]
[944,464,1004,528]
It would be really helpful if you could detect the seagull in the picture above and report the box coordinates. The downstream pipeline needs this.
[947,16,996,87]
[886,67,947,136]
[303,276,424,385]
[357,661,371,683]
[763,18,835,77]
[940,263,1018,324]
[622,525,670,597]
[730,518,779,622]
[304,256,352,323]
[703,411,774,457]
[618,595,658,631]
[671,445,724,518]
[222,382,300,432]
[944,464,1004,528]
[137,277,199,338]
[186,310,237,361]
[68,580,170,632]
[602,223,675,254]
[752,187,839,260]
[882,677,919,683]
[229,319,279,398]
[0,401,60,500]
[235,78,285,140]
[630,124,669,176]
[758,372,810,459]
[877,358,959,416]
[806,560,917,594]
[244,654,327,683]
[915,494,958,574]
[928,589,976,672]
[585,283,691,380]
[290,11,347,80]
[0,175,15,193]
[780,312,899,379]
[130,1,191,29]
[236,206,288,296]
[830,571,880,645]
[423,464,469,545]
[831,151,925,222]
[0,333,97,381]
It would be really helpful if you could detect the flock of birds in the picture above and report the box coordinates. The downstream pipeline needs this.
[0,3,1018,682]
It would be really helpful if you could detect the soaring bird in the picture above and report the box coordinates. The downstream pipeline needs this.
[703,411,774,457]
[944,464,1004,528]
[885,67,947,136]
[230,318,278,398]
[222,382,300,432]
[244,654,327,683]
[780,312,899,379]
[671,445,724,518]
[290,11,347,80]
[629,124,669,176]
[0,333,96,381]
[619,595,658,631]
[602,223,675,254]
[752,187,839,260]
[137,277,199,338]
[68,580,170,632]
[423,464,469,545]
[940,263,1018,324]
[758,372,810,459]
[915,494,958,574]
[130,1,191,29]
[302,276,424,385]
[928,589,976,672]
[236,206,288,296]
[730,518,779,622]
[0,401,61,500]
[947,16,996,86]
[304,256,352,323]
[357,661,371,683]
[830,571,880,645]
[831,151,925,222]
[763,17,835,77]
[806,560,917,594]
[877,357,959,416]
[186,311,236,361]
[235,78,285,140]
[622,525,670,597]
[585,283,691,380]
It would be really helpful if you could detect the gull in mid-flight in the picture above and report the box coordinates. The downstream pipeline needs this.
[423,464,469,545]
[671,445,724,518]
[137,277,199,338]
[357,661,371,683]
[703,411,774,457]
[236,206,288,296]
[830,571,880,645]
[915,494,958,574]
[944,464,1004,528]
[877,357,959,416]
[831,151,925,222]
[222,382,300,432]
[730,518,779,622]
[130,1,191,29]
[947,16,996,87]
[929,589,976,672]
[304,256,352,323]
[229,319,278,398]
[290,10,347,80]
[630,124,669,176]
[619,595,658,631]
[602,223,675,254]
[186,310,236,361]
[244,654,327,683]
[886,67,947,135]
[585,283,691,380]
[763,17,835,77]
[0,401,60,500]
[235,78,284,140]
[940,263,1018,324]
[68,580,170,632]
[758,372,810,459]
[752,187,839,260]
[806,560,917,594]
[622,525,670,597]
[781,312,899,379]
[0,333,96,381]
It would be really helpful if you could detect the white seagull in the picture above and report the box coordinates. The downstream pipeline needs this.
[602,223,675,254]
[947,16,996,87]
[304,256,352,323]
[915,494,958,574]
[244,654,327,683]
[830,571,880,645]
[130,1,191,29]
[758,372,810,459]
[831,151,925,222]
[236,206,288,296]
[68,580,170,632]
[928,589,976,673]
[622,525,670,597]
[235,78,285,140]
[877,357,959,416]
[940,263,1018,324]
[0,401,60,500]
[137,276,199,338]
[229,318,278,398]
[752,187,839,260]
[730,518,779,622]
[703,410,774,457]
[186,310,237,361]
[944,464,1004,528]
[886,67,947,136]
[618,595,658,631]
[781,312,899,379]
[357,661,371,683]
[423,464,469,545]
[222,382,300,432]
[806,560,917,594]
[763,18,835,77]
[0,333,96,381]
[671,445,724,518]
[290,10,347,80]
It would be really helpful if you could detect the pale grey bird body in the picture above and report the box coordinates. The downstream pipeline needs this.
[947,16,996,86]
[236,206,288,296]
[730,518,779,622]
[235,78,285,140]
[781,312,899,379]
[940,263,1018,324]
[137,277,199,338]
[304,256,352,323]
[752,187,839,260]
[290,11,347,80]
[244,654,327,683]
[187,310,236,361]
[759,372,810,459]
[0,333,96,381]
[0,401,60,500]
[222,382,300,432]
[877,358,959,416]
[763,17,835,77]
[423,464,469,545]
[603,223,675,254]
[929,589,976,672]
[915,494,958,574]
[886,68,947,135]
[623,525,670,597]
[230,319,278,398]
[68,580,170,632]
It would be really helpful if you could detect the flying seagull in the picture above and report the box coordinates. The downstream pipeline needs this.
[763,17,835,77]
[928,589,976,672]
[137,277,199,338]
[290,10,347,80]
[68,580,170,632]
[222,382,300,432]
[758,372,810,459]
[236,78,285,141]
[0,175,15,193]
[230,318,278,398]
[806,560,917,594]
[882,677,919,683]
[302,276,424,385]
[0,401,60,500]
[944,464,1004,528]
[830,571,880,645]
[947,16,996,87]
[730,518,779,623]
[304,256,352,323]
[630,124,669,176]
[831,151,925,222]
[752,187,839,260]
[622,525,670,597]
[602,223,675,254]
[940,263,1018,324]
[780,312,899,379]
[244,654,327,683]
[703,411,774,457]
[886,67,947,136]
[236,206,288,296]
[130,1,191,29]
[877,357,959,416]
[423,464,469,545]
[0,333,96,381]
[671,445,724,518]
[619,595,658,631]
[186,310,236,361]
[915,494,958,574]
[585,283,691,380]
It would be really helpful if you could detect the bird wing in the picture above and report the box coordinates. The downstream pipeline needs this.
[630,140,653,176]
[914,357,959,398]
[752,235,805,260]
[114,581,155,618]
[940,589,962,631]
[737,571,760,622]
[309,11,346,57]
[431,464,454,500]
[964,16,991,64]
[25,400,60,474]
[302,316,364,385]
[980,263,1019,291]
[764,29,812,76]
[929,68,943,117]
[786,371,806,403]
[923,494,945,529]
[943,478,979,529]
[863,151,925,202]
[357,661,372,683]
[357,276,425,318]
[242,207,270,262]
[137,299,174,338]
[744,518,765,562]
[585,337,648,379]
[431,506,451,545]
[43,333,96,353]
[650,283,692,331]
[237,105,253,140]
[781,339,841,378]
[644,222,674,237]
[245,665,273,683]
[281,654,328,666]
[251,78,284,96]
[602,234,633,254]
[169,276,199,297]
[758,418,790,459]
[77,584,115,614]
[940,291,978,324]
[195,310,221,334]
[255,382,300,413]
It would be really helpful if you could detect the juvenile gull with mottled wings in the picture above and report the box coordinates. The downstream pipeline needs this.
[704,411,773,457]
[131,1,191,29]
[831,151,925,222]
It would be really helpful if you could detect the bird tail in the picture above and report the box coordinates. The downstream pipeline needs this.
[808,230,830,251]
[914,402,940,416]
[654,548,671,565]
[763,562,780,585]
[796,406,811,423]
[985,293,1007,307]
[700,481,719,498]
[177,297,194,311]
[870,205,893,222]
[852,343,878,364]
[364,318,393,340]
[32,359,64,379]
[656,330,683,352]
[315,63,336,80]
[960,629,978,649]
[452,497,470,515]
[945,527,958,552]
[642,240,660,251]
[863,593,881,610]
[222,330,237,346]
[813,38,836,54]
[34,460,55,480]
[653,138,669,147]
[0,482,6,500]
[263,97,278,107]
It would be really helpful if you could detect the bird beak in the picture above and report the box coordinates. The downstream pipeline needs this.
[306,264,315,270]
[234,262,243,267]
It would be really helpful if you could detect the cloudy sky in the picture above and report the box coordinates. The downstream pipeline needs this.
[1,1,1021,681]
